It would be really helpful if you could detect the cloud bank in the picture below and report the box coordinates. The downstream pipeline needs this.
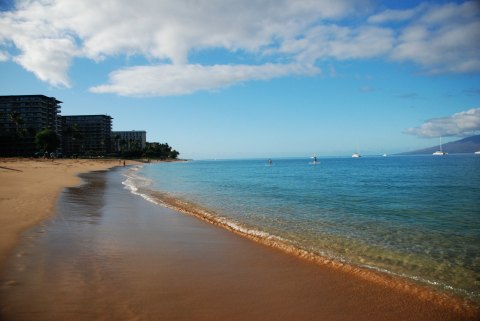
[0,0,479,96]
[404,108,480,138]
[384,1,480,74]
[90,63,319,97]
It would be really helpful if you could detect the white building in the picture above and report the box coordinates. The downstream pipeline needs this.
[112,130,146,151]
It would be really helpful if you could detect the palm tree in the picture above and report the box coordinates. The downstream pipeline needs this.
[113,134,121,153]
[71,124,84,155]
[9,111,24,136]
[9,111,24,155]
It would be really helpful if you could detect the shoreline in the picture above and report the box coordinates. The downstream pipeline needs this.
[1,159,479,320]
[0,158,138,266]
[131,182,479,317]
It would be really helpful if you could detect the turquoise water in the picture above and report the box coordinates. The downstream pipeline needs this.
[127,155,480,302]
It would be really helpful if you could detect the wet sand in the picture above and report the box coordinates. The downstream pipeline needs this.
[0,158,133,266]
[1,167,478,320]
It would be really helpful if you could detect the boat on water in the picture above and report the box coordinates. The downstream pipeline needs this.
[475,151,480,155]
[310,154,320,164]
[352,153,361,158]
[432,137,447,155]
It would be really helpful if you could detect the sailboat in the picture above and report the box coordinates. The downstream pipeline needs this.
[432,137,447,155]
[352,143,362,157]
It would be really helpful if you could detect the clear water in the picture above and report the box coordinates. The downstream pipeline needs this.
[130,155,480,302]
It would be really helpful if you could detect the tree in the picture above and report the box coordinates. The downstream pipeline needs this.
[113,134,121,153]
[63,124,84,155]
[8,111,25,155]
[35,128,60,153]
[9,111,24,136]
[143,142,179,159]
[169,149,179,159]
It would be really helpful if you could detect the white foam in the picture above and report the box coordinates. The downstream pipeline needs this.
[119,165,478,303]
[121,165,159,204]
[122,169,287,245]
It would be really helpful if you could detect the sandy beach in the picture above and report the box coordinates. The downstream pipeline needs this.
[0,160,478,320]
[0,158,130,266]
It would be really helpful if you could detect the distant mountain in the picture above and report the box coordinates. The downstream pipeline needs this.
[399,135,480,155]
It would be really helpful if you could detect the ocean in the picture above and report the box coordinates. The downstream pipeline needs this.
[126,154,480,303]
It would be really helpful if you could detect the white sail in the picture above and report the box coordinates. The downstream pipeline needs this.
[433,137,447,155]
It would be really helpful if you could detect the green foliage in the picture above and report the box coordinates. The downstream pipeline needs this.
[9,111,24,130]
[35,128,60,153]
[143,142,179,159]
[116,141,180,159]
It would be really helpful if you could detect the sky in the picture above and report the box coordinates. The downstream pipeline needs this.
[0,0,479,159]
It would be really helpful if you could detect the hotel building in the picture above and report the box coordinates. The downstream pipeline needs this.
[112,130,147,152]
[0,95,62,156]
[61,115,113,156]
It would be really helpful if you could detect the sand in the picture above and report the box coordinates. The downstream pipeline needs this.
[0,159,478,320]
[0,158,132,266]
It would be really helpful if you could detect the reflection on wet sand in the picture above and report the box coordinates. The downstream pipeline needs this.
[62,171,107,224]
[0,168,477,321]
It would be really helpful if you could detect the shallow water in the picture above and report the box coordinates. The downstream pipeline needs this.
[131,155,480,302]
[3,167,472,320]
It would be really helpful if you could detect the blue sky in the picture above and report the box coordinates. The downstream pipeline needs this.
[1,0,479,159]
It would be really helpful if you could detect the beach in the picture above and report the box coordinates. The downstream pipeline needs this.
[0,158,130,266]
[0,160,478,320]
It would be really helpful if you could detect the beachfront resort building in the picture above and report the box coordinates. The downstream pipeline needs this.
[61,115,113,156]
[112,130,147,153]
[0,95,62,156]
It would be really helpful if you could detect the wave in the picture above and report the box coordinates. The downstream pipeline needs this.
[120,165,479,316]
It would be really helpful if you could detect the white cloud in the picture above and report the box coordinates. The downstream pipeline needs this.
[367,4,426,24]
[281,25,394,63]
[90,63,319,97]
[0,0,479,95]
[0,1,79,86]
[13,37,77,87]
[404,108,480,138]
[0,50,8,61]
[0,0,362,90]
[3,0,364,64]
[389,1,480,74]
[419,1,478,24]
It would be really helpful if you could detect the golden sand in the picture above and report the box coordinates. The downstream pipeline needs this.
[0,158,133,265]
